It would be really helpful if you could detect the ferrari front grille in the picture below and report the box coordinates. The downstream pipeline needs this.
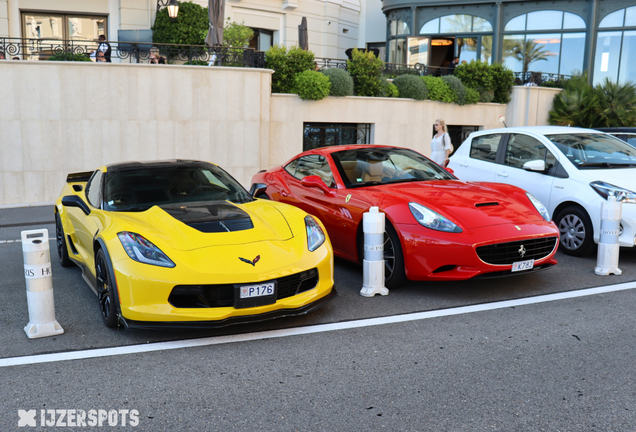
[168,268,319,308]
[476,236,558,265]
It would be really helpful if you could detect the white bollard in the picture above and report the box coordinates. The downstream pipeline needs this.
[595,195,622,276]
[22,229,64,339]
[360,207,389,297]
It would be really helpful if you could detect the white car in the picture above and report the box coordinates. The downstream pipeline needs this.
[448,126,636,256]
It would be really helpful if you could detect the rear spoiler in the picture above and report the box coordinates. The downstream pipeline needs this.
[66,171,94,183]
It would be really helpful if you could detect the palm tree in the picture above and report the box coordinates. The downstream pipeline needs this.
[511,39,554,76]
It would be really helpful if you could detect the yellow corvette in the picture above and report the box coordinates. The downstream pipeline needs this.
[54,160,336,329]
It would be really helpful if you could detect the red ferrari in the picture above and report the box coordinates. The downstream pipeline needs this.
[250,145,559,287]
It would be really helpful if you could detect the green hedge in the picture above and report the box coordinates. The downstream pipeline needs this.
[48,52,91,62]
[294,70,331,100]
[464,87,480,104]
[347,48,384,97]
[441,75,466,105]
[265,45,315,94]
[454,60,514,104]
[422,76,455,103]
[152,1,208,45]
[393,75,428,100]
[321,67,354,97]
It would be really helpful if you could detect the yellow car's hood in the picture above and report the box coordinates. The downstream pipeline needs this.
[112,200,294,251]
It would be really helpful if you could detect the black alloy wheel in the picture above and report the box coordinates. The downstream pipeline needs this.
[383,224,406,289]
[95,249,119,328]
[55,213,72,267]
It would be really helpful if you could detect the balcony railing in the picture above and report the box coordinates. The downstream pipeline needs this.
[0,37,265,68]
[315,57,452,77]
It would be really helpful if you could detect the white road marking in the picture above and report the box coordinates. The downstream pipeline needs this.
[0,239,55,244]
[1,281,635,368]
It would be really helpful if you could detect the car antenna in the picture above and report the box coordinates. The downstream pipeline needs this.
[498,116,508,128]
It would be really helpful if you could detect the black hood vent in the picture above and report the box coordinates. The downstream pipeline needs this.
[159,202,254,233]
[475,202,499,207]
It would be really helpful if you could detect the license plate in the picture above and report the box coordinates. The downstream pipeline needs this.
[511,259,534,272]
[240,282,275,299]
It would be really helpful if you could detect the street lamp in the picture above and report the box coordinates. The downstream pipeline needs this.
[157,0,180,20]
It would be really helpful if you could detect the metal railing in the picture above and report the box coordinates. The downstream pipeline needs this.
[0,37,265,68]
[513,72,572,87]
[315,57,452,78]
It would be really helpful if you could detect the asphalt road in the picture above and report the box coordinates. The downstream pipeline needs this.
[1,205,635,431]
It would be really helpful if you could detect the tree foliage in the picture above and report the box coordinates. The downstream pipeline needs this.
[347,49,384,96]
[265,45,315,94]
[152,1,208,45]
[549,73,636,127]
[223,18,254,48]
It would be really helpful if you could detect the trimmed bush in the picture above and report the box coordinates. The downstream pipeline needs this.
[266,45,315,94]
[222,18,254,48]
[422,76,456,103]
[454,60,496,93]
[382,80,400,98]
[477,88,495,103]
[184,60,208,65]
[152,1,208,45]
[294,70,331,101]
[321,68,354,96]
[490,63,515,104]
[48,52,91,61]
[393,75,428,100]
[441,75,467,105]
[347,48,384,96]
[464,87,480,104]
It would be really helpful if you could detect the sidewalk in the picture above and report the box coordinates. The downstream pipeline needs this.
[0,205,54,227]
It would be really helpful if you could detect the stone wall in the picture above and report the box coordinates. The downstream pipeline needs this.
[0,61,558,207]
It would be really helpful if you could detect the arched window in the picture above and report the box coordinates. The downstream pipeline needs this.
[503,10,586,77]
[595,6,636,84]
[415,14,493,65]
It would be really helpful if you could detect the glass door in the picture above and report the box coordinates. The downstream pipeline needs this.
[407,37,429,65]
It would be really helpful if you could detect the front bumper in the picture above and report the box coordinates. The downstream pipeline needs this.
[396,221,559,281]
[119,287,337,330]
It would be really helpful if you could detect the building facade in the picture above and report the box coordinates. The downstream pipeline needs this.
[382,0,636,83]
[0,0,376,60]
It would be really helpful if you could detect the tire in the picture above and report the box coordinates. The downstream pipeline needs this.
[554,206,595,257]
[95,249,119,328]
[55,213,73,267]
[384,224,407,289]
[359,223,407,289]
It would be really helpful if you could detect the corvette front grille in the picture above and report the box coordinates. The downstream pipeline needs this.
[168,268,319,308]
[476,237,558,265]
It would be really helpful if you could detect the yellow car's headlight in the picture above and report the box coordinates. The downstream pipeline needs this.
[305,216,325,252]
[117,232,176,268]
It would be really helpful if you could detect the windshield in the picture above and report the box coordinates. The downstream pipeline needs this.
[547,133,636,169]
[103,163,253,211]
[332,147,455,187]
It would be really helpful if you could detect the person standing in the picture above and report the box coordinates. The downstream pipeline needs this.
[447,56,459,74]
[430,119,453,166]
[97,35,111,62]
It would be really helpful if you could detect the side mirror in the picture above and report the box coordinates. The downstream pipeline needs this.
[61,195,91,215]
[523,160,546,172]
[445,167,455,175]
[301,175,336,196]
[249,183,267,198]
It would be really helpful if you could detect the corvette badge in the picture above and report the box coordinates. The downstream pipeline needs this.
[239,255,261,266]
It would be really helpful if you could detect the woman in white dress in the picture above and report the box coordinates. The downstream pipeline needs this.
[430,119,453,166]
